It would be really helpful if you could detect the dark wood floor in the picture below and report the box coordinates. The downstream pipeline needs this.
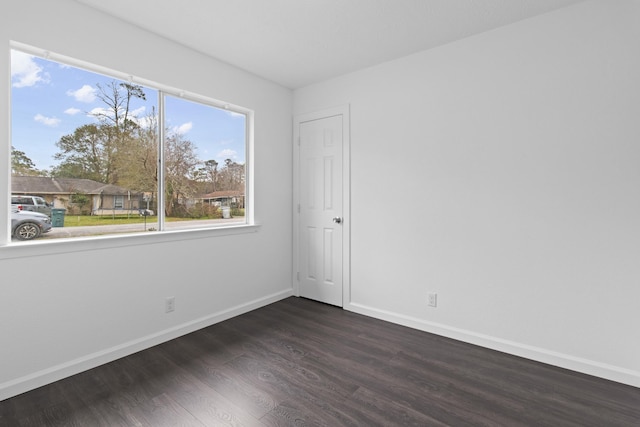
[1,297,639,426]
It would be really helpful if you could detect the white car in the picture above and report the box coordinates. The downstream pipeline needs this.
[11,195,53,216]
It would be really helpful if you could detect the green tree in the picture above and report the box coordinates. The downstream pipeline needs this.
[68,191,91,215]
[53,80,148,185]
[50,80,203,217]
[52,124,106,181]
[11,146,44,176]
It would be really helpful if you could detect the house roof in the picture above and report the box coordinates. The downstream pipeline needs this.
[12,176,138,196]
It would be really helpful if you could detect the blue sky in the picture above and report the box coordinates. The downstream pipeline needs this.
[10,49,246,171]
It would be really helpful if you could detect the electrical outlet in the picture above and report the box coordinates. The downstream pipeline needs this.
[427,292,437,307]
[165,296,175,313]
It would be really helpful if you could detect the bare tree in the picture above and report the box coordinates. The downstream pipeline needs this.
[93,81,147,184]
[117,109,158,195]
[93,81,146,134]
[217,159,245,192]
[203,159,218,192]
[164,131,200,216]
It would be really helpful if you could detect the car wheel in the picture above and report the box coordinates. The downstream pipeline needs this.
[14,223,41,240]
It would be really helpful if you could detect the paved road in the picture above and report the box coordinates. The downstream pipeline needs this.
[37,217,245,239]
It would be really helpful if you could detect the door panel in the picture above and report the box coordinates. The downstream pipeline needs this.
[299,114,343,306]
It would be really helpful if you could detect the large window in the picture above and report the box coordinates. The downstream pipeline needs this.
[9,47,250,243]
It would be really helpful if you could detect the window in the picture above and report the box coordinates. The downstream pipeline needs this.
[113,196,124,210]
[9,46,250,243]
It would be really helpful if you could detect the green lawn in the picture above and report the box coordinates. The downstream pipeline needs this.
[64,215,157,226]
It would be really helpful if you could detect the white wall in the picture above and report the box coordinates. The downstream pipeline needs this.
[0,0,293,399]
[295,0,640,387]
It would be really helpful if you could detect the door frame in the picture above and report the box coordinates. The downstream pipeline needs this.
[293,105,351,307]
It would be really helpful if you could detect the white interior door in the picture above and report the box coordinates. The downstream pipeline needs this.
[296,111,347,306]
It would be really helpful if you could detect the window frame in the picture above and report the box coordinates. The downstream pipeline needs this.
[2,42,257,257]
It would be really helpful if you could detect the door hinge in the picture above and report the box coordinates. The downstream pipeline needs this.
[297,204,301,213]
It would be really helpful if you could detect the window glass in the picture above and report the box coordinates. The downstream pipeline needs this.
[163,95,246,230]
[9,48,249,243]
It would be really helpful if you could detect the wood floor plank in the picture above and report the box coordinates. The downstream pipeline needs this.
[243,317,519,426]
[126,393,206,427]
[0,380,70,423]
[386,350,558,426]
[349,386,452,427]
[15,402,85,427]
[260,399,358,427]
[191,366,279,420]
[125,347,266,427]
[1,296,639,426]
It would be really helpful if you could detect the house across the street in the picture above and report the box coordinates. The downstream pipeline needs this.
[199,190,245,208]
[11,176,146,215]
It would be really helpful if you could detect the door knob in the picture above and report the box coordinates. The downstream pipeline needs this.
[332,217,342,224]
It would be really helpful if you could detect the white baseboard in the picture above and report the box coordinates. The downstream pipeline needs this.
[0,289,294,401]
[345,302,640,389]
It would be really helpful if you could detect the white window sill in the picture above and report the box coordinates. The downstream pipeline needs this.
[0,223,260,260]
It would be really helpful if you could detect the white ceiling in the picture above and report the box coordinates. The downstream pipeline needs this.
[75,0,585,89]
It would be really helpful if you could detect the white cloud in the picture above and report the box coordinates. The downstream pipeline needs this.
[67,84,97,103]
[11,51,49,88]
[217,149,238,160]
[174,122,193,135]
[34,114,61,127]
[88,107,112,118]
[64,107,81,115]
[130,106,146,117]
[87,106,155,128]
[137,114,158,129]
